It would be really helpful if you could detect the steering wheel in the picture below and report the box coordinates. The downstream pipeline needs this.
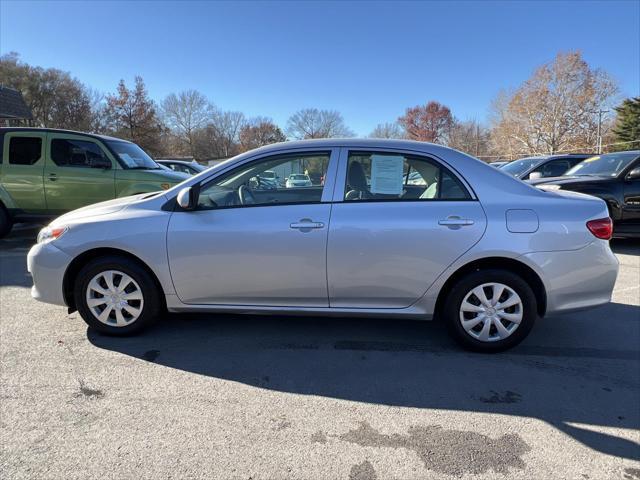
[238,184,256,205]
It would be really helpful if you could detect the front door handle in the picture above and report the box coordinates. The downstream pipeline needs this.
[290,218,324,231]
[438,216,474,226]
[48,173,58,181]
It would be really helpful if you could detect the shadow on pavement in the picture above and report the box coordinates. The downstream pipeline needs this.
[88,302,640,461]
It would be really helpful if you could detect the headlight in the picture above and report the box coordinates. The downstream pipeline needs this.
[537,184,562,191]
[37,226,68,244]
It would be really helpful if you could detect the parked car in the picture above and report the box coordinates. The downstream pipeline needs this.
[28,139,618,352]
[0,128,188,238]
[500,154,591,180]
[530,151,640,238]
[156,159,207,175]
[286,173,312,187]
[490,161,509,168]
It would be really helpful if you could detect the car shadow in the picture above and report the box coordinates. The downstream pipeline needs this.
[610,238,640,255]
[88,301,640,461]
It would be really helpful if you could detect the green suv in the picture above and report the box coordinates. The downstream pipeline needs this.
[0,128,188,238]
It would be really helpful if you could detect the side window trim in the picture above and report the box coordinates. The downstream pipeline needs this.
[331,148,475,203]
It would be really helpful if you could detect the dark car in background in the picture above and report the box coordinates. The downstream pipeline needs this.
[156,159,207,175]
[530,151,640,238]
[501,154,591,181]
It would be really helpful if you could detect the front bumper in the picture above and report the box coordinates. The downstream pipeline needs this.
[524,240,619,314]
[27,242,73,306]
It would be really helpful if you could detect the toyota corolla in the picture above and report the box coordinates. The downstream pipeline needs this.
[28,139,618,352]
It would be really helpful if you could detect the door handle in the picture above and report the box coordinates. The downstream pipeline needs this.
[48,173,58,181]
[290,219,324,230]
[438,216,474,226]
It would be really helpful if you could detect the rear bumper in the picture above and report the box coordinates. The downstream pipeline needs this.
[27,242,72,306]
[523,240,619,315]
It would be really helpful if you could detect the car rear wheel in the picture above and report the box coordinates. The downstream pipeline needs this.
[0,207,13,239]
[443,269,537,352]
[74,256,162,335]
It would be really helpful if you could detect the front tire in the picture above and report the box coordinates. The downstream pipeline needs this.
[74,256,162,335]
[443,269,537,352]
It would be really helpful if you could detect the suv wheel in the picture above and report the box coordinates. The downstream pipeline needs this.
[74,256,162,335]
[443,269,537,352]
[0,207,13,238]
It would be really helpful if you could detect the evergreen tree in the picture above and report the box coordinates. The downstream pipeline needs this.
[612,97,640,151]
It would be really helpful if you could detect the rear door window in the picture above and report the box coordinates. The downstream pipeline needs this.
[343,151,471,201]
[9,137,42,165]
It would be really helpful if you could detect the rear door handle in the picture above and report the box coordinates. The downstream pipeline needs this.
[48,173,58,181]
[438,216,474,226]
[290,219,324,230]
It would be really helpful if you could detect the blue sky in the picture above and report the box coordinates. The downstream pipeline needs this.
[1,0,639,136]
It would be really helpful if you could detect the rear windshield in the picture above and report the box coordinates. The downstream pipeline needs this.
[290,174,308,180]
[106,140,161,170]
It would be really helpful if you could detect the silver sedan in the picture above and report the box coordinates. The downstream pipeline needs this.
[28,139,618,352]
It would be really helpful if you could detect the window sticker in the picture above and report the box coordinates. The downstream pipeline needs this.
[370,155,404,194]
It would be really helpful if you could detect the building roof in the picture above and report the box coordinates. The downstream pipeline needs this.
[0,87,33,120]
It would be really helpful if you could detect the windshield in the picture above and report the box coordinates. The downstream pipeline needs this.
[106,141,161,169]
[290,174,308,180]
[501,158,543,177]
[565,152,639,177]
[261,171,276,179]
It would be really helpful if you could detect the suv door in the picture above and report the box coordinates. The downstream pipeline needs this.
[44,133,116,213]
[1,131,47,214]
[327,148,486,308]
[167,149,338,306]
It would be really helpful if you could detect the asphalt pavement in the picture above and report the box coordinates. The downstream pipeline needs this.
[1,225,639,479]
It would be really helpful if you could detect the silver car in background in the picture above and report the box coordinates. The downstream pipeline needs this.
[28,139,618,352]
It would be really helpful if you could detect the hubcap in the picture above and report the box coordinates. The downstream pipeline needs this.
[459,282,523,342]
[86,270,144,327]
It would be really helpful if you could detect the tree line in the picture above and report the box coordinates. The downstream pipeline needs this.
[1,51,637,162]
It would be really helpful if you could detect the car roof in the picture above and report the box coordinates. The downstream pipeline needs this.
[157,159,195,165]
[0,127,132,144]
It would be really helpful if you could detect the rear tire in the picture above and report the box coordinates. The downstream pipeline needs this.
[443,269,537,352]
[0,207,13,238]
[74,255,162,336]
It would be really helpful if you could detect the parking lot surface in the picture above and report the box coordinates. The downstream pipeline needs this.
[1,225,639,479]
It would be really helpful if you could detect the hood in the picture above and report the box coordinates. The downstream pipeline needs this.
[527,175,611,186]
[50,193,157,226]
[140,169,190,182]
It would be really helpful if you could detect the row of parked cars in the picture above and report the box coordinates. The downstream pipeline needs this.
[494,153,640,238]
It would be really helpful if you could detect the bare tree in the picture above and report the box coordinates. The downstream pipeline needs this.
[286,108,353,139]
[161,90,214,157]
[398,101,453,143]
[490,51,618,157]
[369,122,405,139]
[103,76,166,156]
[448,119,492,160]
[239,117,286,152]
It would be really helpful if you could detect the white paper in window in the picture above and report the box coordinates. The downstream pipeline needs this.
[370,155,404,195]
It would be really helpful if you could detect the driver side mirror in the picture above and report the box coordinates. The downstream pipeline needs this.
[626,167,640,181]
[176,186,199,211]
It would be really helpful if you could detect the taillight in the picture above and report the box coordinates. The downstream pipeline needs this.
[586,217,613,240]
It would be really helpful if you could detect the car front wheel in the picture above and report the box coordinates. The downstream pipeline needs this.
[74,256,162,335]
[443,269,537,352]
